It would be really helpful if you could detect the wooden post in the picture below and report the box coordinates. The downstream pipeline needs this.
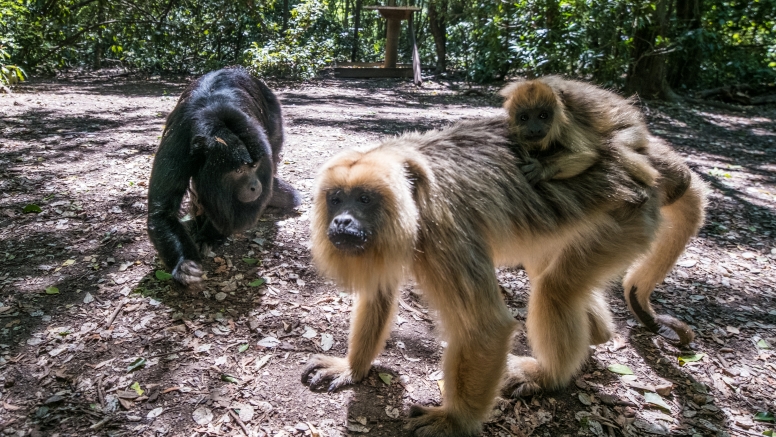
[384,18,401,68]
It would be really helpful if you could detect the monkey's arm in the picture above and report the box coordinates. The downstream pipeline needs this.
[147,136,204,287]
[524,146,599,184]
[302,286,397,391]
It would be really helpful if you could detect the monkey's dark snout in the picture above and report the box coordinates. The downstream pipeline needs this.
[328,213,367,253]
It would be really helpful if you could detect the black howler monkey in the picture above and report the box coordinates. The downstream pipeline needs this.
[147,67,299,287]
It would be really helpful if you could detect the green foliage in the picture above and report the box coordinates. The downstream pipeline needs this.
[245,0,334,79]
[0,0,772,89]
[0,44,25,85]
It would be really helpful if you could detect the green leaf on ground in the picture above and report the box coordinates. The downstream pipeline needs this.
[130,382,144,396]
[221,374,239,384]
[248,279,265,287]
[45,286,59,294]
[155,270,172,281]
[644,392,672,411]
[127,357,147,372]
[23,204,42,213]
[756,339,771,350]
[242,258,259,265]
[607,364,634,375]
[754,412,775,422]
[238,344,249,353]
[678,353,705,366]
[378,373,393,385]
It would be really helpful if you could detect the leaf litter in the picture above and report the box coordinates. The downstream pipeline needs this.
[0,76,774,437]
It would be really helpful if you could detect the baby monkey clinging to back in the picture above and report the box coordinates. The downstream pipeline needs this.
[500,76,658,186]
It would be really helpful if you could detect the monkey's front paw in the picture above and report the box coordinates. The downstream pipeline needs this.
[405,405,479,437]
[501,355,543,398]
[520,159,545,185]
[172,260,203,287]
[301,355,362,392]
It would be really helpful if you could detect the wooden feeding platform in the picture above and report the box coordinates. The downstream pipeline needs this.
[334,5,421,80]
[334,62,414,78]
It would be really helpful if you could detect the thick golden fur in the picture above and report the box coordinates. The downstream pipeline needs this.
[305,117,705,436]
[500,76,659,186]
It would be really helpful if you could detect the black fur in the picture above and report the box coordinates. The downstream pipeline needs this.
[147,67,299,286]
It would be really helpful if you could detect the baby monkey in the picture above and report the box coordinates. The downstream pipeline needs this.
[500,76,658,187]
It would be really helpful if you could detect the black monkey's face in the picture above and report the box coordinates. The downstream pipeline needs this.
[515,107,554,142]
[224,162,264,203]
[325,187,382,255]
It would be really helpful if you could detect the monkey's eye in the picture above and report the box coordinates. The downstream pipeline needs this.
[235,168,244,174]
[329,196,341,205]
[519,114,529,121]
[359,195,371,204]
[250,162,259,168]
[539,112,548,119]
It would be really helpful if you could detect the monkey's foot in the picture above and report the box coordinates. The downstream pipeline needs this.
[405,405,480,437]
[172,260,203,287]
[501,355,543,398]
[301,355,365,392]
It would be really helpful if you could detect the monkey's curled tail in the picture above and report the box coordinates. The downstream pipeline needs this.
[623,172,707,345]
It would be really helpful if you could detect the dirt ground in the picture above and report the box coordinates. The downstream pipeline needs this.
[0,73,775,437]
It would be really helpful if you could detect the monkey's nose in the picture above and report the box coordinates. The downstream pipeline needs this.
[334,216,353,227]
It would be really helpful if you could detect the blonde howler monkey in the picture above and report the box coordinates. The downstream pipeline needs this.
[302,117,706,436]
[500,76,659,188]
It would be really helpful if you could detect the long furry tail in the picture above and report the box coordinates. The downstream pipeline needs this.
[623,171,707,345]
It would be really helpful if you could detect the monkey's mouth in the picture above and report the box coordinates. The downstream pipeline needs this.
[328,230,368,254]
[523,134,546,142]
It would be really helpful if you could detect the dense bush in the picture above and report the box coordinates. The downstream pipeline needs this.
[0,0,773,90]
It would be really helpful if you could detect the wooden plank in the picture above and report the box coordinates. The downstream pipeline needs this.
[334,67,414,78]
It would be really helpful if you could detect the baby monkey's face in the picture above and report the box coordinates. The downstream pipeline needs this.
[514,106,554,142]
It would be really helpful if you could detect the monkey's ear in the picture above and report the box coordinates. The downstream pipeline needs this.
[403,157,433,205]
[191,135,208,154]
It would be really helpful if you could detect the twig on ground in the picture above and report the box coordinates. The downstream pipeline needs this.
[105,298,128,326]
[228,409,251,436]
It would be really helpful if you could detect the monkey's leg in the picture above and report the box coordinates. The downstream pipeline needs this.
[267,177,301,211]
[623,173,706,345]
[302,286,397,391]
[406,270,516,437]
[504,227,639,397]
[546,147,599,180]
[190,215,227,256]
[588,289,614,345]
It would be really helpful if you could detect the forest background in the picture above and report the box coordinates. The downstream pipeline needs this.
[1,0,775,98]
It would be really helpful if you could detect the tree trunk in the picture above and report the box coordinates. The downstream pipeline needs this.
[625,0,677,100]
[351,0,362,62]
[93,0,105,69]
[668,0,703,89]
[282,0,289,32]
[344,0,350,30]
[428,0,447,73]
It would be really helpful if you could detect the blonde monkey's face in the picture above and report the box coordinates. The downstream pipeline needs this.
[324,187,383,255]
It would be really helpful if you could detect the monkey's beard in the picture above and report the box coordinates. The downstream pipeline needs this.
[327,230,370,255]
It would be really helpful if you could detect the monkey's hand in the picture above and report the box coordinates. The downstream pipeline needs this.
[172,260,203,287]
[520,158,547,186]
[301,355,365,392]
[406,405,480,437]
[501,355,543,398]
